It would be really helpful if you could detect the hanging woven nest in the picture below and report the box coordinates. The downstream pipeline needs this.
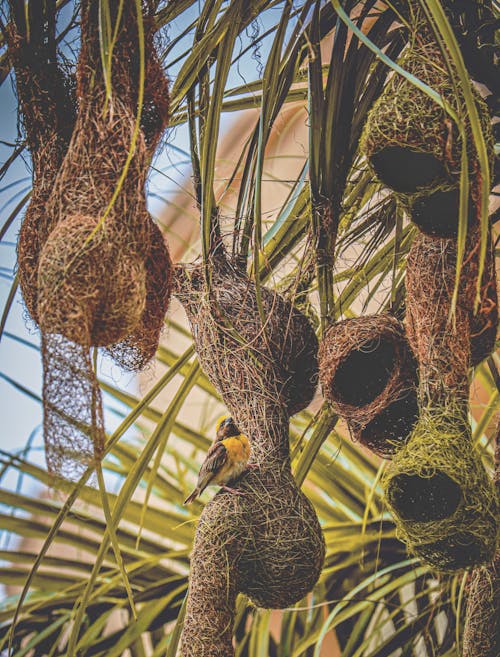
[360,13,493,196]
[175,257,324,656]
[6,7,77,324]
[388,222,498,571]
[383,408,498,572]
[38,216,147,347]
[319,313,416,424]
[26,0,172,479]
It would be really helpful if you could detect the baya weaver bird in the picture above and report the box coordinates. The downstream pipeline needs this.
[183,416,251,505]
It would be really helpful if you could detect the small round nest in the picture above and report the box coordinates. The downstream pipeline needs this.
[175,260,319,423]
[360,26,493,196]
[199,468,324,608]
[349,387,419,458]
[383,409,498,572]
[407,188,475,238]
[37,215,147,347]
[319,314,416,426]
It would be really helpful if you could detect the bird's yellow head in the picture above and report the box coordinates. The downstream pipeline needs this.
[215,415,241,440]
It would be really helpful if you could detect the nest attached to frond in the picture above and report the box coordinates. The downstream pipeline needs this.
[387,224,499,572]
[319,314,417,456]
[360,13,493,197]
[38,215,148,346]
[105,221,173,371]
[7,8,77,323]
[175,257,324,655]
[16,0,172,479]
[383,408,498,572]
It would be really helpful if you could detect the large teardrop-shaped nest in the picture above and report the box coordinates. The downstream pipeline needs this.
[17,0,170,329]
[383,408,498,572]
[174,259,319,424]
[405,230,498,375]
[319,313,417,424]
[360,26,493,196]
[190,467,325,611]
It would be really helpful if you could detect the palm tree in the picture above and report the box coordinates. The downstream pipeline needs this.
[0,1,497,656]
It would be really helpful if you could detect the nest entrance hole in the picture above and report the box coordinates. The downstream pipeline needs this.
[357,391,418,457]
[417,532,487,571]
[332,338,396,407]
[388,472,462,522]
[370,146,447,194]
[411,189,475,238]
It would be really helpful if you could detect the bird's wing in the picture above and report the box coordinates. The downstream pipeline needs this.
[196,441,228,490]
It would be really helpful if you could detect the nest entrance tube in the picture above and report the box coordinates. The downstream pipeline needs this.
[370,147,447,194]
[387,472,462,521]
[332,338,396,407]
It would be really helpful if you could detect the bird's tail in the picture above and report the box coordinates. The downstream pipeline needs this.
[184,488,200,505]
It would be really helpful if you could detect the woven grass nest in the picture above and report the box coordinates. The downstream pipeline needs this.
[319,314,418,457]
[176,259,319,421]
[175,256,324,656]
[14,0,172,479]
[387,225,499,572]
[383,408,498,572]
[405,230,498,383]
[360,13,493,197]
[348,389,419,459]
